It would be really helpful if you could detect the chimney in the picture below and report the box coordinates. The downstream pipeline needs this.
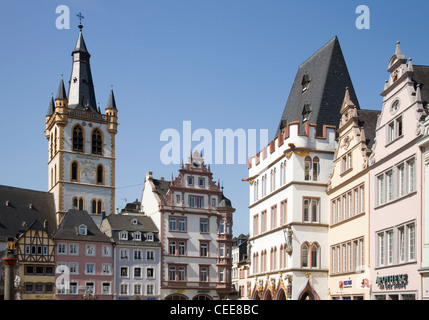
[102,211,106,220]
[43,220,48,231]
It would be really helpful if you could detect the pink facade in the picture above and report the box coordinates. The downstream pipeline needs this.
[369,42,426,300]
[54,240,114,300]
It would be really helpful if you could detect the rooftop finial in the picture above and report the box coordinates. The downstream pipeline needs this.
[77,11,84,30]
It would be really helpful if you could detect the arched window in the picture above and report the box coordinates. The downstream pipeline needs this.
[311,244,319,268]
[73,197,84,210]
[50,133,53,159]
[301,243,309,268]
[304,156,311,181]
[91,199,103,214]
[72,125,84,152]
[312,157,319,181]
[71,161,79,182]
[97,165,104,185]
[54,128,57,154]
[92,128,103,155]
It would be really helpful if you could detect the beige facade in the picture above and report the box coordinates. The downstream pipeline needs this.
[326,88,378,300]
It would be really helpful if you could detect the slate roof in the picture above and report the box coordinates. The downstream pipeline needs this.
[67,27,98,113]
[357,109,380,150]
[0,185,57,239]
[106,89,117,110]
[276,36,360,136]
[101,214,161,247]
[46,96,55,116]
[52,209,111,243]
[153,179,171,201]
[413,65,429,108]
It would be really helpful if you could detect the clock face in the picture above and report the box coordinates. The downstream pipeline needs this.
[390,100,400,114]
[80,160,96,177]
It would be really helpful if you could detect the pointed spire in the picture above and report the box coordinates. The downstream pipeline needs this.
[416,83,422,102]
[56,76,67,100]
[46,95,55,116]
[407,58,414,72]
[340,87,355,114]
[395,41,402,56]
[73,23,89,54]
[106,88,117,110]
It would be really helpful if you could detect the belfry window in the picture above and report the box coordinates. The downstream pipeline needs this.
[92,129,103,154]
[97,165,104,185]
[71,162,79,182]
[72,126,84,152]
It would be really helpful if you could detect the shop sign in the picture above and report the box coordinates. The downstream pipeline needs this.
[339,280,352,289]
[376,274,408,290]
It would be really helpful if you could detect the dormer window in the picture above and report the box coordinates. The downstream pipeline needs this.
[120,231,128,241]
[78,224,87,235]
[302,103,311,123]
[301,74,311,92]
[134,232,141,241]
[132,218,138,225]
[146,233,154,242]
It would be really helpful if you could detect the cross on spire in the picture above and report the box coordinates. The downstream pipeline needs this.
[77,11,84,29]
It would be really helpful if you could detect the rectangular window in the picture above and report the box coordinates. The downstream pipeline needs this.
[377,174,385,206]
[398,164,405,197]
[200,242,209,257]
[386,171,393,201]
[360,185,365,213]
[178,218,186,231]
[169,241,176,255]
[387,231,393,265]
[399,227,405,263]
[303,198,319,223]
[409,224,416,261]
[169,217,177,231]
[408,159,416,193]
[280,200,287,225]
[200,266,208,282]
[200,219,209,233]
[271,205,277,229]
[378,233,385,266]
[102,283,111,295]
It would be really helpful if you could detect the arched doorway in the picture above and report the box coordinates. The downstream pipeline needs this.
[251,289,261,300]
[263,289,272,300]
[165,293,188,300]
[275,288,287,300]
[193,294,212,300]
[298,280,320,300]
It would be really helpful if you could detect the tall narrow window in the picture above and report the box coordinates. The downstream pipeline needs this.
[91,200,97,214]
[302,244,308,268]
[92,129,103,155]
[97,165,104,185]
[97,200,102,214]
[311,244,318,268]
[304,156,311,181]
[78,198,84,210]
[72,125,84,152]
[71,162,78,182]
[312,157,319,181]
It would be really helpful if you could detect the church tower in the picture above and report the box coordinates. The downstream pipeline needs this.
[45,23,118,226]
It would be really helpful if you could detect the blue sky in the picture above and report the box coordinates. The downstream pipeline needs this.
[1,1,428,237]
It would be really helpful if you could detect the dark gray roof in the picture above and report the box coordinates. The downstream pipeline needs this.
[52,209,111,243]
[0,185,57,240]
[56,77,67,100]
[106,89,117,110]
[153,179,171,200]
[67,28,98,113]
[413,65,429,108]
[357,109,380,150]
[103,214,158,233]
[216,193,233,209]
[46,96,55,116]
[101,214,160,247]
[276,36,360,136]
